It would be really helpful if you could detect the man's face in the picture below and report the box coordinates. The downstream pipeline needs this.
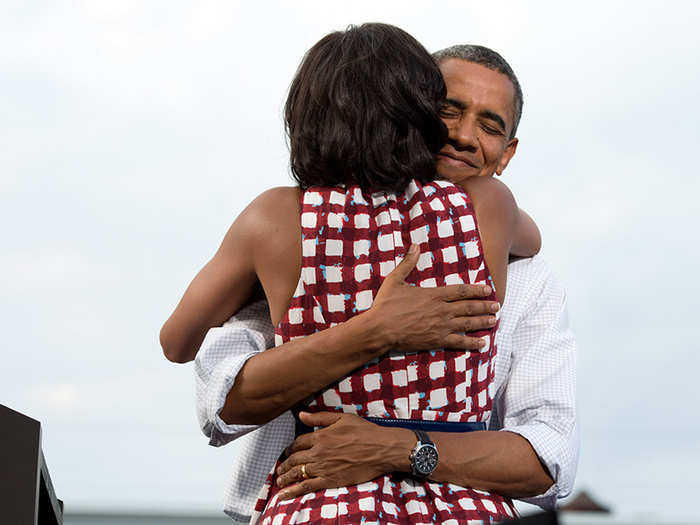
[436,58,519,184]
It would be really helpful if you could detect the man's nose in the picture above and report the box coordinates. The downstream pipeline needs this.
[449,118,478,151]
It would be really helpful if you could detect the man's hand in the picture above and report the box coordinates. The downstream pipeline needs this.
[275,411,413,501]
[369,244,499,352]
[276,411,554,502]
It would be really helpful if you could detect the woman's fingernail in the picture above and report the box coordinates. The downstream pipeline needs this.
[483,286,491,294]
[491,303,499,312]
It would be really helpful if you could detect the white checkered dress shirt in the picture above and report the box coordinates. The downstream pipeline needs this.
[194,255,578,522]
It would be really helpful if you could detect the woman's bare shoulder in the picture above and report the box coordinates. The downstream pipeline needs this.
[230,186,301,238]
[254,186,302,205]
[246,186,301,218]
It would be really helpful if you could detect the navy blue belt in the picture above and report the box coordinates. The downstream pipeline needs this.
[365,417,486,433]
[295,415,485,436]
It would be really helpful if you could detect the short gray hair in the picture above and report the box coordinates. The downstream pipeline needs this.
[433,45,523,139]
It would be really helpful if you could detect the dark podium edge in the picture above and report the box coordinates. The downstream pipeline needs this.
[1,403,63,525]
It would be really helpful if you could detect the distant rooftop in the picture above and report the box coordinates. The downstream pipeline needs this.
[562,490,611,513]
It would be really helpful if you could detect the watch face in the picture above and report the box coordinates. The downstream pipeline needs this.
[415,444,439,476]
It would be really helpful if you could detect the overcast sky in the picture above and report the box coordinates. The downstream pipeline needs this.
[2,1,699,521]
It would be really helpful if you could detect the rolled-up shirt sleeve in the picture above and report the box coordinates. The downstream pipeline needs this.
[494,262,579,509]
[194,300,275,447]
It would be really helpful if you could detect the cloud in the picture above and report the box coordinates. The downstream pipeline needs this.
[30,383,80,413]
[0,248,118,293]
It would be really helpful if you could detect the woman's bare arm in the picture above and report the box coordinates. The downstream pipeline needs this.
[511,207,541,257]
[459,177,541,303]
[159,188,296,363]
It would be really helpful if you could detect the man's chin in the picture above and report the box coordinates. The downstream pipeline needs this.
[436,161,475,185]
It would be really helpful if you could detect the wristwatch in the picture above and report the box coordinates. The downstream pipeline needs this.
[409,429,439,478]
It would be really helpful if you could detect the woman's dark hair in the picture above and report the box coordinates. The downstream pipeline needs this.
[285,23,447,193]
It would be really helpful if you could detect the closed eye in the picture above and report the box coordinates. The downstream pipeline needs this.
[441,99,464,119]
[440,107,460,119]
[481,122,503,136]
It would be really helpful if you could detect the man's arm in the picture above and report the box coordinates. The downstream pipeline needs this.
[195,299,277,446]
[218,245,500,426]
[196,247,501,439]
[489,256,578,507]
[274,412,552,501]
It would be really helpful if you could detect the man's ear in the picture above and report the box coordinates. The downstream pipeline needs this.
[495,138,518,176]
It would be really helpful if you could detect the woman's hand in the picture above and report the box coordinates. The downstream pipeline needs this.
[275,411,413,501]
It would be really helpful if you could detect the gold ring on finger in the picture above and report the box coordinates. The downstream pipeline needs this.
[301,464,309,479]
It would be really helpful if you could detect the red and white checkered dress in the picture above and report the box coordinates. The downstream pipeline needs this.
[251,180,518,524]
